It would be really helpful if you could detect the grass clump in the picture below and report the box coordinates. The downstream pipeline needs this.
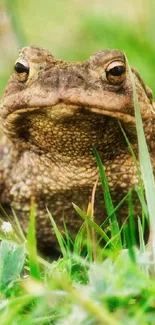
[0,231,155,324]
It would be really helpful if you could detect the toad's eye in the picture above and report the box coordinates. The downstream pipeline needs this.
[14,62,29,74]
[14,58,29,82]
[105,61,126,84]
[106,65,126,77]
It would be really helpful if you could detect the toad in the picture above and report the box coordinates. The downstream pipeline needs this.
[0,46,154,251]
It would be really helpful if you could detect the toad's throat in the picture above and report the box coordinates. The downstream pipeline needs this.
[3,104,127,161]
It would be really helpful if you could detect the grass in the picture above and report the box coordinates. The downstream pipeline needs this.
[0,211,155,324]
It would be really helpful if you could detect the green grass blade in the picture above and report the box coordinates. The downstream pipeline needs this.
[0,295,33,325]
[118,121,143,189]
[93,149,122,249]
[128,190,136,246]
[85,218,93,262]
[63,222,73,251]
[101,189,132,227]
[118,121,148,229]
[123,226,136,263]
[47,208,67,257]
[12,208,26,242]
[27,204,41,280]
[135,185,149,221]
[138,217,146,254]
[73,223,87,255]
[73,203,115,249]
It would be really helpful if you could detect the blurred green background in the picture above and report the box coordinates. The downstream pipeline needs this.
[0,0,155,96]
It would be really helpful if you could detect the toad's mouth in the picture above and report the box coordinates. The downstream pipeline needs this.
[2,103,137,150]
[4,103,136,126]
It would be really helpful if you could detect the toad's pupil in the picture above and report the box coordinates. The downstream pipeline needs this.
[107,65,126,76]
[14,62,29,74]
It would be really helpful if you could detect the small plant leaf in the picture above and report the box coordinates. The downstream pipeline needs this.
[0,240,25,291]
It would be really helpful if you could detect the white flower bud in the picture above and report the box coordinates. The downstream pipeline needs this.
[1,222,13,234]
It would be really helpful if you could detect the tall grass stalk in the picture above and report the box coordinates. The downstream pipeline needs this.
[127,58,155,270]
